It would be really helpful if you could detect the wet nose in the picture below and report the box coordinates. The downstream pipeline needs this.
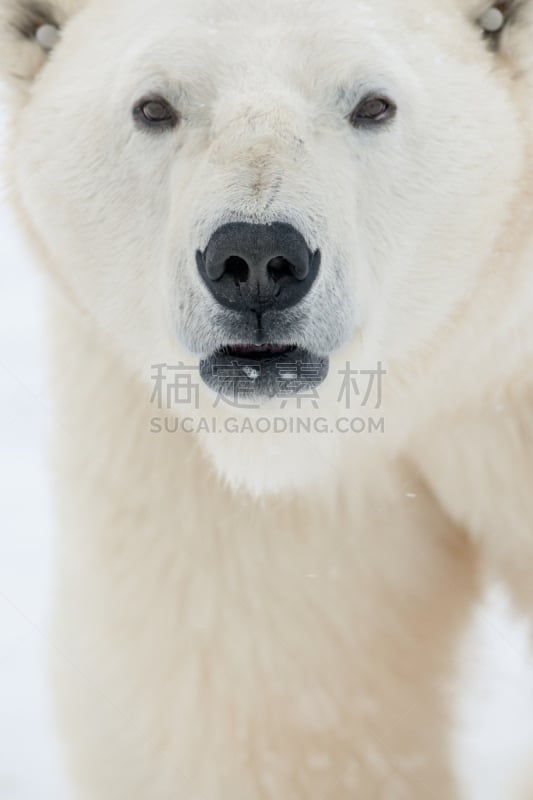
[196,222,321,313]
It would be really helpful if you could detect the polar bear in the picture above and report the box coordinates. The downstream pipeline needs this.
[1,0,533,797]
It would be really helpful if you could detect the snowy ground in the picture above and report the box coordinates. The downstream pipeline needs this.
[0,108,68,798]
[0,106,532,800]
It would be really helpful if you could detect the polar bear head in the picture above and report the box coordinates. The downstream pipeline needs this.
[1,0,531,494]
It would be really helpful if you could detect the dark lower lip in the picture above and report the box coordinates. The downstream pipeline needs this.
[200,346,330,399]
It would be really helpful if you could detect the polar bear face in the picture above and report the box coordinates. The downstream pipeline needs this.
[0,0,530,492]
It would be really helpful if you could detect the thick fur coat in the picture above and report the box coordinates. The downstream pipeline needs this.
[1,0,532,797]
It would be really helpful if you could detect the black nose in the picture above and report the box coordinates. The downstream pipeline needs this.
[196,222,320,313]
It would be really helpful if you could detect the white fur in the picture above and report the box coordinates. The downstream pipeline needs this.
[1,0,533,796]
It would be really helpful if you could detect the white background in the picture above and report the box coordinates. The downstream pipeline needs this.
[0,104,68,798]
[0,102,532,799]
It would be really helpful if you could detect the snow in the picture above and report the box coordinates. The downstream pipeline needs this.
[0,107,68,799]
[0,105,532,800]
[454,586,533,799]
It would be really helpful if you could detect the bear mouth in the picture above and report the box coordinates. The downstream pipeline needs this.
[224,343,296,358]
[199,344,329,400]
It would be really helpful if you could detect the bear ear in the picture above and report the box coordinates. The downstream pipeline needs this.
[0,0,86,95]
[470,2,533,73]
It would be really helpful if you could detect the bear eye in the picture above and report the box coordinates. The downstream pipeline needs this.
[349,95,396,128]
[133,96,179,130]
